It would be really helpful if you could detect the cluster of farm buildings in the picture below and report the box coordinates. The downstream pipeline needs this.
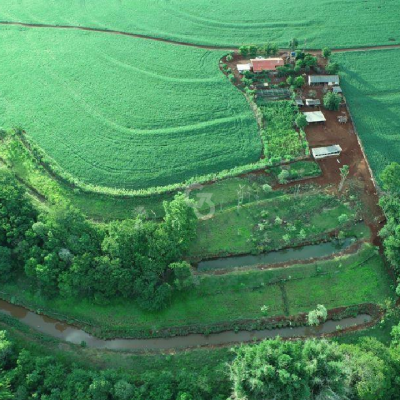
[237,57,344,161]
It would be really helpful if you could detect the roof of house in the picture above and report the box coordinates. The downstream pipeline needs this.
[237,63,252,72]
[312,145,342,158]
[308,75,340,84]
[250,58,285,72]
[303,111,326,123]
[305,99,321,106]
[332,86,343,93]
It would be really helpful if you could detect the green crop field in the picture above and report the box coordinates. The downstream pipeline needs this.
[0,26,261,189]
[334,49,400,181]
[0,0,398,48]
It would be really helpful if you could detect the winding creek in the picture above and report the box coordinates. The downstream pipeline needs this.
[0,300,371,350]
[0,238,373,350]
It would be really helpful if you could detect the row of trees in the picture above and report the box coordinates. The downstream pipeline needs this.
[239,43,279,58]
[379,162,400,294]
[2,324,400,400]
[230,330,400,400]
[0,172,198,310]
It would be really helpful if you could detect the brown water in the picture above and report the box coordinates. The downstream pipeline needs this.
[198,238,355,272]
[0,300,371,350]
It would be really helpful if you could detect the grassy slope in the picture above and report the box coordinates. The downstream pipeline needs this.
[334,49,400,181]
[0,134,321,221]
[2,245,392,337]
[189,190,365,257]
[0,26,261,190]
[0,0,398,48]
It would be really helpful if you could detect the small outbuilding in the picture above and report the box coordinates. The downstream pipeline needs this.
[294,98,304,106]
[305,99,321,106]
[237,63,252,74]
[250,58,285,72]
[332,86,343,94]
[312,145,342,159]
[308,75,340,85]
[303,111,326,123]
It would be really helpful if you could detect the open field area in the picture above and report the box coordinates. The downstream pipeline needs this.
[334,49,400,181]
[0,26,261,189]
[0,0,399,48]
[189,188,368,258]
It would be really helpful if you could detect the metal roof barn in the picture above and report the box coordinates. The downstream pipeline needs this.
[303,111,326,123]
[312,145,342,159]
[305,99,321,106]
[332,86,343,93]
[308,75,340,85]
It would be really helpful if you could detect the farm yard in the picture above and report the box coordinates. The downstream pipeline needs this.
[0,3,400,398]
[0,0,398,48]
[0,26,261,189]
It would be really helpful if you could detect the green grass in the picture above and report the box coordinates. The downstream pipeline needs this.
[334,49,400,182]
[0,26,261,190]
[1,244,392,337]
[0,1,398,48]
[261,101,308,161]
[1,133,318,223]
[189,190,363,258]
[272,161,322,182]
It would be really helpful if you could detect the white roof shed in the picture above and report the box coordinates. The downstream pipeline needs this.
[303,111,326,123]
[237,63,252,73]
[312,145,342,159]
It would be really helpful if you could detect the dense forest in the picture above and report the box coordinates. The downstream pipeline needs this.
[0,172,198,311]
[1,327,400,399]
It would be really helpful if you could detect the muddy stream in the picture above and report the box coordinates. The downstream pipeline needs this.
[0,238,371,350]
[0,300,371,351]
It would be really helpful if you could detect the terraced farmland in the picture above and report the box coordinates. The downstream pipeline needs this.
[334,49,400,181]
[0,0,398,48]
[0,27,261,189]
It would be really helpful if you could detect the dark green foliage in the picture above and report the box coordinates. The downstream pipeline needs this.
[323,92,342,111]
[294,53,318,71]
[0,330,220,399]
[1,174,197,310]
[260,101,308,160]
[229,338,349,400]
[379,163,400,274]
[381,162,400,194]
[295,113,308,130]
[0,171,37,251]
[0,247,12,279]
[322,47,332,59]
[239,43,278,58]
[326,62,340,74]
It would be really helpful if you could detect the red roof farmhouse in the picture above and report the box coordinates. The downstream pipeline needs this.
[250,58,285,72]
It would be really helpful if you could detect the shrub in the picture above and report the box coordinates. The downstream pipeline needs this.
[323,92,342,111]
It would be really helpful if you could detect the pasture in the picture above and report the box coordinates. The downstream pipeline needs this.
[334,49,400,182]
[0,0,398,48]
[0,27,261,189]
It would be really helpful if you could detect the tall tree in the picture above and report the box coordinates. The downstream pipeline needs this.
[229,338,349,400]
